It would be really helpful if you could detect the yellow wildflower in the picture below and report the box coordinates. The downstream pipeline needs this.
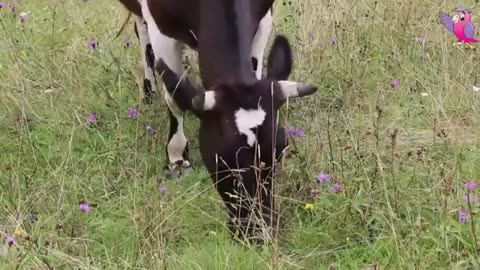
[14,227,23,237]
[304,203,314,210]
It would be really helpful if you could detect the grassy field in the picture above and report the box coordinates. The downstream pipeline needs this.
[2,0,480,268]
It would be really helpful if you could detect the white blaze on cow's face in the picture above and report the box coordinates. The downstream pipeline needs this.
[234,106,267,147]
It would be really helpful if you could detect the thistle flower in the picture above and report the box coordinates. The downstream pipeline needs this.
[465,181,478,191]
[145,125,153,132]
[87,39,97,49]
[87,112,96,123]
[6,236,14,247]
[458,209,468,223]
[0,2,5,9]
[331,182,343,192]
[328,37,336,45]
[79,203,90,213]
[124,39,133,47]
[462,194,479,203]
[391,80,400,89]
[286,126,305,137]
[316,171,330,183]
[128,107,137,119]
[19,11,27,22]
[415,36,425,42]
[10,3,16,11]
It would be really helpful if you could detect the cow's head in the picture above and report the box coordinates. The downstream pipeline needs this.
[156,34,317,165]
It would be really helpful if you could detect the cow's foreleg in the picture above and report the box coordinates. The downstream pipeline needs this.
[251,9,273,80]
[142,1,191,179]
[134,15,157,104]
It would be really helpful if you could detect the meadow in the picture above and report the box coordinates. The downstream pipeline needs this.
[1,0,480,268]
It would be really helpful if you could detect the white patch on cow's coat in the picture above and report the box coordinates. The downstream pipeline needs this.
[134,15,158,96]
[278,80,300,98]
[251,9,273,79]
[203,91,216,110]
[234,107,266,147]
[141,1,189,165]
[167,116,188,164]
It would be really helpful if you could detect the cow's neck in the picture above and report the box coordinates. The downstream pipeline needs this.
[197,0,256,88]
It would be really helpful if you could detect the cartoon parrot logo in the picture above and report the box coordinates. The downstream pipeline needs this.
[440,8,478,48]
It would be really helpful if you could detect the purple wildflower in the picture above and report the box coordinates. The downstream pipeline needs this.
[331,182,343,192]
[87,112,96,123]
[328,37,336,45]
[19,12,27,23]
[391,80,400,89]
[286,126,305,137]
[6,236,14,247]
[472,195,479,203]
[79,203,90,213]
[415,36,425,42]
[124,39,133,47]
[128,107,137,119]
[465,181,477,191]
[458,209,468,223]
[316,171,330,183]
[159,186,169,195]
[0,2,5,8]
[310,188,320,198]
[462,194,479,203]
[10,3,16,11]
[57,222,65,230]
[145,125,153,132]
[87,39,97,49]
[307,31,313,38]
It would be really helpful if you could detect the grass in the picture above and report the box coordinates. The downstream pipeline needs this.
[1,0,480,268]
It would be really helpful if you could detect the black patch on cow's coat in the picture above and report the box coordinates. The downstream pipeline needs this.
[182,142,190,163]
[167,110,179,142]
[145,43,155,69]
[134,22,139,39]
[224,1,240,55]
[143,79,154,104]
[251,57,258,72]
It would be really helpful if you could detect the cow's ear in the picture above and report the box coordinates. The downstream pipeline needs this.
[266,35,292,80]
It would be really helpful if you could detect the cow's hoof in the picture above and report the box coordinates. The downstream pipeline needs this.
[177,160,193,175]
[164,161,193,179]
[164,169,179,180]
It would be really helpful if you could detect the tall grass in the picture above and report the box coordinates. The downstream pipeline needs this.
[1,0,480,268]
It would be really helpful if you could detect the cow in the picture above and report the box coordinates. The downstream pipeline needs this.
[155,32,316,247]
[156,34,317,242]
[117,0,274,178]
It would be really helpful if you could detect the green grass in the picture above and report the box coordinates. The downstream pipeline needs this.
[1,0,480,268]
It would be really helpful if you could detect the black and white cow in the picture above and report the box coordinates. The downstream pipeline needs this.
[118,0,274,177]
[147,1,317,242]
